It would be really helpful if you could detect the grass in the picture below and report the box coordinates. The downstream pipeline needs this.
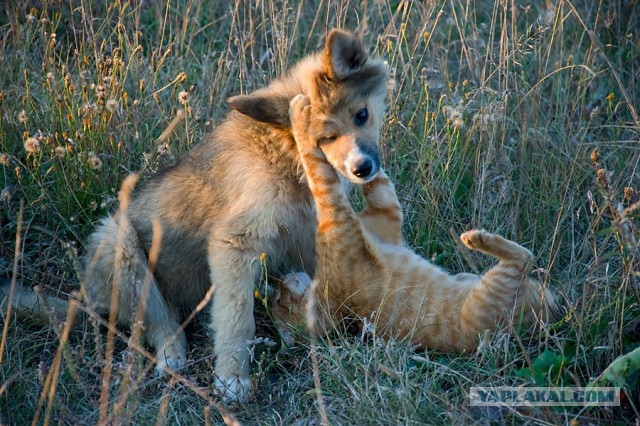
[0,0,639,424]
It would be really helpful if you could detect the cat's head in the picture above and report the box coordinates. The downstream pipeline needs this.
[270,272,312,343]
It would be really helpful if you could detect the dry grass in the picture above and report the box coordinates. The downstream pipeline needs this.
[1,0,639,424]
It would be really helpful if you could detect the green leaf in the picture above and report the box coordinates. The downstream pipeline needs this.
[514,349,569,385]
[594,226,616,238]
[588,345,640,388]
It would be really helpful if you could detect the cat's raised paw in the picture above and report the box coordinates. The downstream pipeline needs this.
[460,229,491,250]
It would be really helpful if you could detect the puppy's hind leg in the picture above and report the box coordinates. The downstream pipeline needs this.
[84,216,187,374]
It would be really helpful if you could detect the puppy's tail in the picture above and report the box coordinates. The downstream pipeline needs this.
[0,279,82,326]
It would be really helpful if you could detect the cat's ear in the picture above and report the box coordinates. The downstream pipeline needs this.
[228,93,291,128]
[322,29,368,80]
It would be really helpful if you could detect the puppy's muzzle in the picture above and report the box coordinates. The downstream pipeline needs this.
[345,146,380,183]
[351,157,375,179]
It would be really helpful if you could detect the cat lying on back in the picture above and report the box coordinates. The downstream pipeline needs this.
[270,94,559,351]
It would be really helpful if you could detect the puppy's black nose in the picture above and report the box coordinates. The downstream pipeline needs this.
[352,158,373,179]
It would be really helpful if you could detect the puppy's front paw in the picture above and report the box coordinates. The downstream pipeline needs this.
[155,352,186,377]
[213,375,251,403]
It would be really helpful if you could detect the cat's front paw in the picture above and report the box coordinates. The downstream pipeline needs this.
[289,94,314,152]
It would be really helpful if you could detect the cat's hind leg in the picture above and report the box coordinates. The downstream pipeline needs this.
[460,229,533,269]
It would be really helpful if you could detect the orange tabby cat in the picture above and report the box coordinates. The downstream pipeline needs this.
[271,94,558,352]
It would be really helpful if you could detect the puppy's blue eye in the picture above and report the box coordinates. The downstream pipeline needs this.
[354,108,368,126]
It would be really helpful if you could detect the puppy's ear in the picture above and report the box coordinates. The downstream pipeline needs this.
[323,29,368,80]
[228,93,290,128]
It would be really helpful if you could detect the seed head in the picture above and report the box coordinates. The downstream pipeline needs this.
[178,90,189,105]
[80,102,98,117]
[24,137,41,153]
[95,84,106,100]
[1,187,10,202]
[538,7,555,27]
[624,187,638,203]
[86,151,103,170]
[55,146,66,157]
[18,110,28,124]
[590,148,600,164]
[0,153,9,166]
[443,105,464,128]
[596,169,608,190]
[105,98,119,113]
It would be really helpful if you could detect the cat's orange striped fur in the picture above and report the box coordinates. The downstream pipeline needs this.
[271,94,559,352]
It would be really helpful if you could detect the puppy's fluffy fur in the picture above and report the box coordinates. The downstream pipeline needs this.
[1,30,389,401]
